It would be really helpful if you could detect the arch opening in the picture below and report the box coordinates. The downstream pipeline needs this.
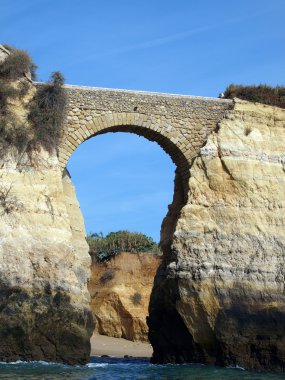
[62,122,190,254]
[60,113,192,201]
[95,125,190,200]
[63,128,188,354]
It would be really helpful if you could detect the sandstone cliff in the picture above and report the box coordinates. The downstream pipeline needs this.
[0,64,93,364]
[89,252,161,342]
[1,43,285,370]
[148,99,285,371]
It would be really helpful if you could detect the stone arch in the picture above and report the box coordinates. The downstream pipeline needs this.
[59,112,192,198]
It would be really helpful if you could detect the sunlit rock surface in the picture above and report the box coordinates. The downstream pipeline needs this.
[89,252,161,342]
[148,99,285,371]
[0,71,93,364]
[0,147,94,364]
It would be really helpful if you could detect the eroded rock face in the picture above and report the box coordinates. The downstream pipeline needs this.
[0,66,94,363]
[148,99,285,371]
[89,252,161,342]
[0,148,94,364]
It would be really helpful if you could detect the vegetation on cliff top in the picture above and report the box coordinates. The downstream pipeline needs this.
[0,44,66,153]
[28,71,66,150]
[0,45,37,81]
[222,84,285,109]
[87,231,161,263]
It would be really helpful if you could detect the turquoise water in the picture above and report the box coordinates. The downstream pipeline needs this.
[0,357,284,380]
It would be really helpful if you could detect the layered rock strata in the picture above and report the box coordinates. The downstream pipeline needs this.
[89,252,161,342]
[148,99,285,371]
[0,69,93,364]
[0,148,93,364]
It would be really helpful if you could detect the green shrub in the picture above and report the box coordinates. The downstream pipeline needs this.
[87,230,161,263]
[28,71,66,151]
[100,269,115,284]
[0,80,13,118]
[49,71,64,86]
[0,44,66,154]
[0,78,26,117]
[0,47,36,81]
[223,84,285,109]
[0,121,31,152]
[131,292,142,305]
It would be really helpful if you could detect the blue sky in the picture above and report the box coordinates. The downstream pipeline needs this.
[1,1,284,241]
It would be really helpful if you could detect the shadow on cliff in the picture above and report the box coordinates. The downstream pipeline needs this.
[213,283,285,371]
[0,280,94,364]
[148,273,285,371]
[147,170,198,363]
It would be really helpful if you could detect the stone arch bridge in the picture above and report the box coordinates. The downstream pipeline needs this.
[56,88,285,370]
[59,85,232,196]
[1,44,285,370]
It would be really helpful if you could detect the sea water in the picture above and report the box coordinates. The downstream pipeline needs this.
[0,357,284,380]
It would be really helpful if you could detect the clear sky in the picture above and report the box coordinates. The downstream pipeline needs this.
[1,1,284,241]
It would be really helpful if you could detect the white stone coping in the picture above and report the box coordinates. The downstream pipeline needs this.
[34,82,233,103]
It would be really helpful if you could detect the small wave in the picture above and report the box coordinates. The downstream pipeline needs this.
[0,360,25,365]
[226,364,245,370]
[0,360,69,367]
[87,363,109,368]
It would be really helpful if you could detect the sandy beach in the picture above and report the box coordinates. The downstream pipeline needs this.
[90,334,153,358]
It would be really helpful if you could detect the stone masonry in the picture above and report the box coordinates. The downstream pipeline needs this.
[58,85,232,196]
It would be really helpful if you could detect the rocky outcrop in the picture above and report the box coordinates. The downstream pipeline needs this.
[89,252,161,342]
[0,45,10,63]
[148,99,285,371]
[0,71,94,364]
[0,148,94,364]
